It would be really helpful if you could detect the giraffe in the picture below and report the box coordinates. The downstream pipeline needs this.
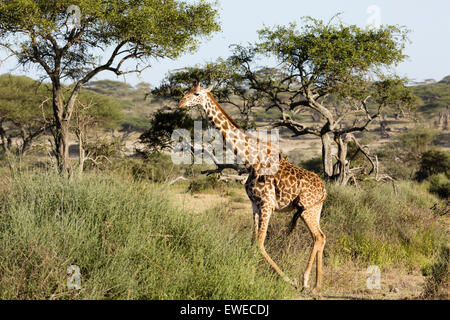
[178,83,327,292]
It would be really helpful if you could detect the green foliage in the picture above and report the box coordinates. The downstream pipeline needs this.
[0,0,220,81]
[416,149,450,181]
[254,16,409,98]
[422,246,449,299]
[0,0,219,171]
[322,181,446,269]
[188,174,222,193]
[427,174,450,199]
[138,109,194,153]
[74,89,124,129]
[300,157,324,176]
[0,74,53,153]
[131,153,180,183]
[0,74,51,122]
[0,170,287,299]
[378,128,439,179]
[153,58,263,129]
[371,77,419,113]
[84,138,123,170]
[121,116,152,132]
[413,78,450,117]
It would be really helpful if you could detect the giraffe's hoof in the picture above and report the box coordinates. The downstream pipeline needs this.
[311,288,322,297]
[290,278,299,290]
[282,276,298,289]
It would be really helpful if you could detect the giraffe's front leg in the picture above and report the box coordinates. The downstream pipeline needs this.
[257,202,297,289]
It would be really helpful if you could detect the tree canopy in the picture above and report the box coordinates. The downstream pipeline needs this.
[153,58,263,129]
[0,0,220,172]
[228,16,416,184]
[0,74,52,153]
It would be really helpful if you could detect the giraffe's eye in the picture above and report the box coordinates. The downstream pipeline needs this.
[194,93,200,96]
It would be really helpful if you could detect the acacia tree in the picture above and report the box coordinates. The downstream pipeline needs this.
[71,90,123,173]
[153,59,263,129]
[231,17,417,184]
[0,0,219,173]
[0,74,53,155]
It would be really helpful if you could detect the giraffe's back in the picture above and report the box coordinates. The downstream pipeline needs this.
[244,155,326,212]
[273,157,326,211]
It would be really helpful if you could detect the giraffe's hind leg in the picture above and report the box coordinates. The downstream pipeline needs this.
[301,203,326,292]
[251,202,260,245]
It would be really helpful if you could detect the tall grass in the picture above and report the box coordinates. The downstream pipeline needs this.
[265,180,447,279]
[0,170,287,299]
[0,167,447,299]
[321,182,445,269]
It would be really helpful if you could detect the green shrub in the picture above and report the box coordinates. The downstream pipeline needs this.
[416,149,450,181]
[321,181,445,269]
[84,138,123,170]
[377,128,439,180]
[131,153,179,183]
[427,173,450,199]
[300,157,324,176]
[422,246,449,299]
[188,174,222,193]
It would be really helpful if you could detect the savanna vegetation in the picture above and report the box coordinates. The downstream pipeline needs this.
[0,2,448,300]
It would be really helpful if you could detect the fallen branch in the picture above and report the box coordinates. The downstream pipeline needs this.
[217,173,248,184]
[168,176,189,185]
[374,155,398,195]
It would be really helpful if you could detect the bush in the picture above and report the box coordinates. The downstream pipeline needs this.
[188,174,222,193]
[422,246,449,299]
[84,138,123,170]
[415,149,450,181]
[131,153,179,183]
[320,181,446,269]
[300,157,324,176]
[138,109,194,153]
[427,173,450,199]
[377,128,439,180]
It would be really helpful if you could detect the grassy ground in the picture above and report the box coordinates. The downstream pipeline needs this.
[168,179,448,300]
[0,169,287,299]
[0,164,447,300]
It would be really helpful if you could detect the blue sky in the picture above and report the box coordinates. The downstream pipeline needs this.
[1,0,449,86]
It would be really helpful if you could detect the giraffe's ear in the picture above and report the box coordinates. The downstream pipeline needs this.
[205,84,214,92]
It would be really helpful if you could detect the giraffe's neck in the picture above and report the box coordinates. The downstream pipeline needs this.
[202,93,278,170]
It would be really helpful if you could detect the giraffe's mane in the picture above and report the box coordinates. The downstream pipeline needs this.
[206,91,281,155]
[206,92,243,130]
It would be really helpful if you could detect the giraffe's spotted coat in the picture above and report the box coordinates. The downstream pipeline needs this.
[179,83,327,291]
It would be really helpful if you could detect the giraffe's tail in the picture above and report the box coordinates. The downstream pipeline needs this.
[308,187,327,210]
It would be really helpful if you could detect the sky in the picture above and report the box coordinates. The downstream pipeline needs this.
[1,0,449,87]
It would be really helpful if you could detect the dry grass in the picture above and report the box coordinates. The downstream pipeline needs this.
[167,179,448,300]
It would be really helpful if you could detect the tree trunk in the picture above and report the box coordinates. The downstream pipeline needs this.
[0,122,12,154]
[53,117,71,173]
[321,132,334,179]
[77,129,86,175]
[335,135,350,185]
[52,83,81,175]
[52,86,71,174]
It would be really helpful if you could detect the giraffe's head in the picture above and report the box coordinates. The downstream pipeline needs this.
[178,82,214,109]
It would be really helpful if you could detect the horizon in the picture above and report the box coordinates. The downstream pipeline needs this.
[0,0,449,87]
